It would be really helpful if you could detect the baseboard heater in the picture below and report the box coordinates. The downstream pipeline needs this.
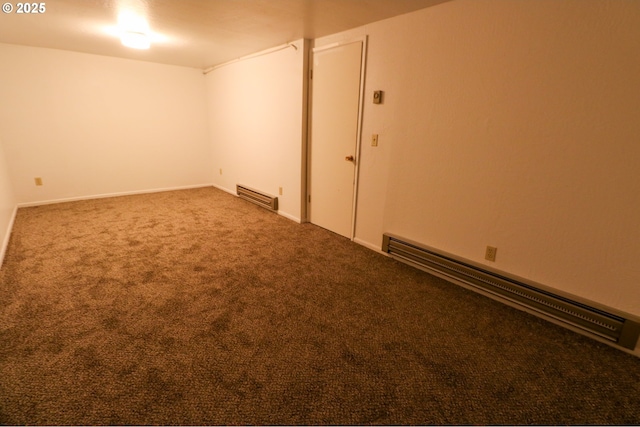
[236,185,278,211]
[382,233,640,351]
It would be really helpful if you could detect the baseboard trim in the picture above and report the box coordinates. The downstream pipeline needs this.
[278,211,301,223]
[16,184,214,208]
[353,237,386,254]
[0,204,18,268]
[210,183,237,196]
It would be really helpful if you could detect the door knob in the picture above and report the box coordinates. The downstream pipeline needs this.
[345,155,355,162]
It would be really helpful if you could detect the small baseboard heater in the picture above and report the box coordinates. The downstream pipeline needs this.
[236,185,278,211]
[382,233,640,351]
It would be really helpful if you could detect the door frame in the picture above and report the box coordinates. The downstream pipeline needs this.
[306,36,368,240]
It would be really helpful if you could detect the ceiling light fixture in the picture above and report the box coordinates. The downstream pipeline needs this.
[118,11,151,50]
[121,30,150,49]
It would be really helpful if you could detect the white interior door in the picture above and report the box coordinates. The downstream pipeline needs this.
[308,40,364,238]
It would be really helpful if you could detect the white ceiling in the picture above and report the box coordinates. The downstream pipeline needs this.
[0,0,450,69]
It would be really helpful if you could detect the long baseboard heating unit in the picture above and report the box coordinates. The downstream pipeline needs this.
[382,233,640,351]
[236,185,278,211]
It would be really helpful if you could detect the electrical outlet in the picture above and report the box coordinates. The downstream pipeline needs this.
[278,187,283,195]
[485,246,497,262]
[371,134,379,147]
[34,177,43,186]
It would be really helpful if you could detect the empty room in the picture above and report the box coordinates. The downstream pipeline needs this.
[1,0,639,425]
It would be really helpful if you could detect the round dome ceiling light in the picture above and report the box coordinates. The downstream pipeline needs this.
[121,30,150,49]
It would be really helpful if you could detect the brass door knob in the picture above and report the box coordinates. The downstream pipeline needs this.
[345,155,355,162]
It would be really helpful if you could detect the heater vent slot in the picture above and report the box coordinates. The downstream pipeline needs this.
[236,185,278,211]
[382,233,640,351]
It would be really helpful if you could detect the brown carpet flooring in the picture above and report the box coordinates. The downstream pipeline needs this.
[0,187,638,425]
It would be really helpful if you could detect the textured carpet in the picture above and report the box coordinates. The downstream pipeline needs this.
[0,187,638,425]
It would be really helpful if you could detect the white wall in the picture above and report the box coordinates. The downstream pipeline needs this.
[205,40,308,222]
[315,0,640,317]
[0,43,212,205]
[0,133,17,266]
